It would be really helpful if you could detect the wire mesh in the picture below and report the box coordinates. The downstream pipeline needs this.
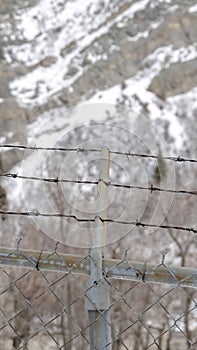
[0,253,90,350]
[0,145,196,349]
[0,248,196,349]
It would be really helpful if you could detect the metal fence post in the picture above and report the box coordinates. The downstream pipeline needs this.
[85,146,112,350]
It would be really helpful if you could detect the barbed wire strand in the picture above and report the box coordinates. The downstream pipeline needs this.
[1,173,197,196]
[0,144,197,163]
[0,210,196,233]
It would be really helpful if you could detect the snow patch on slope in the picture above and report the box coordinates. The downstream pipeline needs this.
[10,41,197,107]
[88,44,191,150]
[5,0,151,66]
[8,0,154,106]
[2,101,115,214]
[188,4,197,13]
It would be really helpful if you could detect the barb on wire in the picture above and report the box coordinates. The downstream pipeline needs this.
[110,150,197,164]
[35,250,43,271]
[123,248,129,260]
[0,144,197,163]
[110,182,197,196]
[104,218,197,234]
[16,237,22,250]
[0,210,95,222]
[0,173,98,186]
[1,173,197,196]
[53,241,60,253]
[0,210,196,233]
[160,250,168,264]
[0,144,99,153]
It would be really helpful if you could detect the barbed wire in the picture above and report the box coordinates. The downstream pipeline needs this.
[0,210,196,233]
[1,172,197,196]
[0,173,98,186]
[0,144,92,153]
[110,183,197,196]
[0,144,197,163]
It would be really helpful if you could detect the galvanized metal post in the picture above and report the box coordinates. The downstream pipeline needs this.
[85,146,112,350]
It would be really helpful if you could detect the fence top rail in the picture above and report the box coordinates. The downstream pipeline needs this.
[0,144,197,163]
[0,246,197,289]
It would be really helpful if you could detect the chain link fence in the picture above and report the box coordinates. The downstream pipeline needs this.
[0,247,197,349]
[0,145,197,349]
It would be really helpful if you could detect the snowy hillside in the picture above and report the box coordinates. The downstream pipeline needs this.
[4,0,161,105]
[0,0,197,237]
[1,0,196,109]
[0,0,196,158]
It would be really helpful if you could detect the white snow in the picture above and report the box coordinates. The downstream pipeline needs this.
[8,0,196,109]
[0,137,6,144]
[89,43,196,107]
[169,44,197,65]
[127,30,149,42]
[10,35,197,106]
[188,4,197,13]
[167,87,197,119]
[10,54,84,106]
[0,133,15,153]
[27,102,115,143]
[89,85,122,105]
[2,100,116,217]
[5,0,121,66]
[8,0,153,106]
[116,0,151,21]
[88,44,191,149]
[89,85,185,149]
[3,164,23,208]
[1,0,195,153]
[168,5,179,13]
[2,0,192,109]
[157,0,172,3]
[17,0,151,44]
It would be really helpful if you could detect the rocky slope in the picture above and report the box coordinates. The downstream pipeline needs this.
[0,0,197,200]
